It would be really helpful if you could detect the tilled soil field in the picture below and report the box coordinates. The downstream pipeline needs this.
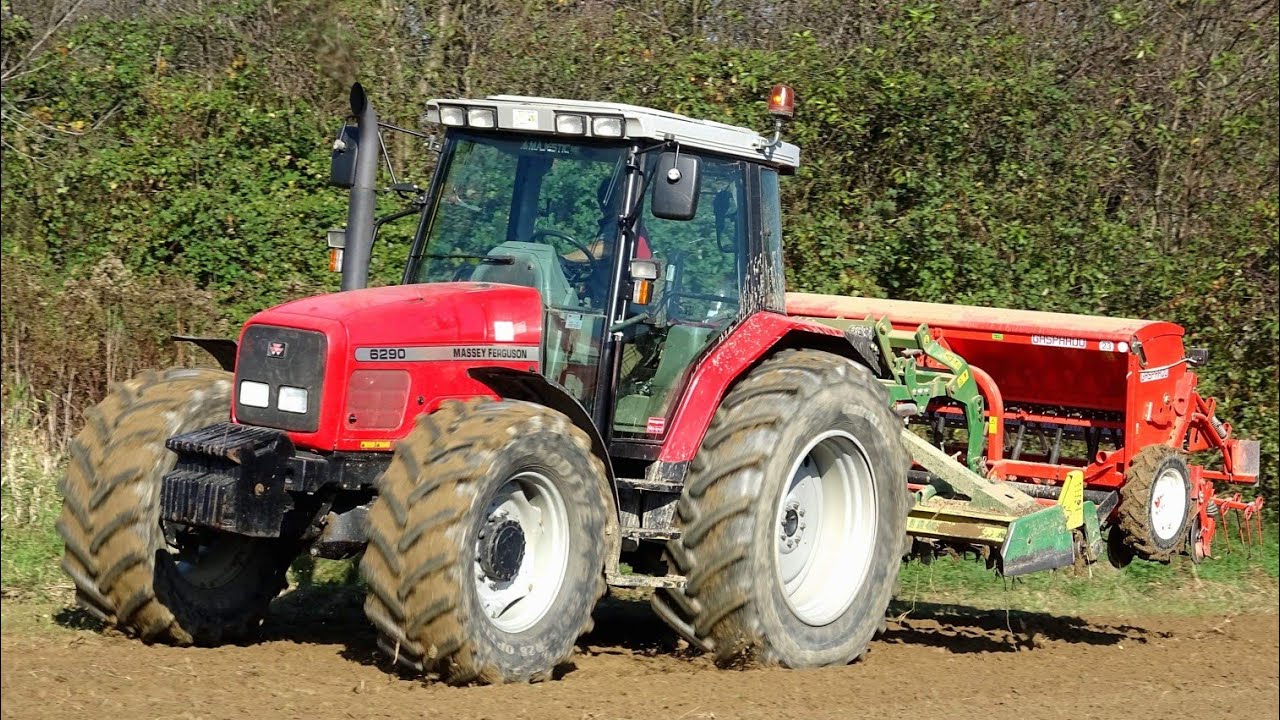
[2,589,1276,720]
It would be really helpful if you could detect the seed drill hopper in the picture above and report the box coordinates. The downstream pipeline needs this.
[791,294,1264,573]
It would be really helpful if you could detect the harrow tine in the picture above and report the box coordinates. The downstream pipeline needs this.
[1207,492,1267,557]
[1221,505,1233,553]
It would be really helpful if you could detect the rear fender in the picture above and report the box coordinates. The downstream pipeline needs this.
[656,311,848,465]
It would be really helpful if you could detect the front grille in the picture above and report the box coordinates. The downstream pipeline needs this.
[235,325,327,432]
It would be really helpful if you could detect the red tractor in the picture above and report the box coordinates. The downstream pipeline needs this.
[57,84,1260,685]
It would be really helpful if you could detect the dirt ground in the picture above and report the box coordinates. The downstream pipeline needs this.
[2,589,1276,720]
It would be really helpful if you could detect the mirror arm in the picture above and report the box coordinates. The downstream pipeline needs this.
[370,205,422,250]
[377,121,432,139]
[378,128,398,186]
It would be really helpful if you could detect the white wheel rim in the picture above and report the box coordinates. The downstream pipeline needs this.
[473,471,570,634]
[774,430,877,626]
[1150,468,1187,541]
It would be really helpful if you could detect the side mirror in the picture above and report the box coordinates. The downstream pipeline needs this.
[650,150,701,221]
[329,125,360,188]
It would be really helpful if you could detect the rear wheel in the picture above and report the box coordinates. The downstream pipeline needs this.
[651,350,908,668]
[1117,446,1193,562]
[56,368,296,644]
[361,399,609,684]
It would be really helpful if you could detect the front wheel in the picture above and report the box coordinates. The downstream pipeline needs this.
[361,399,609,685]
[56,368,296,644]
[652,350,908,668]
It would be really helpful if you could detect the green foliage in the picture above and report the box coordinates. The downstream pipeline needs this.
[1,396,66,596]
[1,0,1276,497]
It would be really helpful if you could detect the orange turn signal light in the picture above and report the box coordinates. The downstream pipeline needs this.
[631,278,653,305]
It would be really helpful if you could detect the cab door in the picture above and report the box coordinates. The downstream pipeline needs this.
[610,155,752,441]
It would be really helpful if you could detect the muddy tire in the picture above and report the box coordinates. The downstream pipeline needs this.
[651,350,908,668]
[56,368,296,645]
[361,399,609,685]
[1117,446,1193,562]
[1105,525,1136,569]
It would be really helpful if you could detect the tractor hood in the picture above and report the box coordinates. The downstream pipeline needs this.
[232,282,545,451]
[250,282,544,347]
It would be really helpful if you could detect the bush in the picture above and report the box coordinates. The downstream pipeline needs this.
[1,0,1275,497]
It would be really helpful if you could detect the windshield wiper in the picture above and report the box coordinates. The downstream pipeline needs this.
[424,253,515,265]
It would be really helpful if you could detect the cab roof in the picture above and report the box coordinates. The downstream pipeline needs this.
[425,95,801,171]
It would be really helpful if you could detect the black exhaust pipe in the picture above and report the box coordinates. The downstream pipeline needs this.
[342,83,379,291]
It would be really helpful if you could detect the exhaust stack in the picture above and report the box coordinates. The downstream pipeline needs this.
[342,83,379,291]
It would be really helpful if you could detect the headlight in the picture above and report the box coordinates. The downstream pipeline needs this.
[466,107,497,128]
[239,380,269,408]
[555,113,586,135]
[591,116,624,137]
[277,386,309,414]
[439,106,466,126]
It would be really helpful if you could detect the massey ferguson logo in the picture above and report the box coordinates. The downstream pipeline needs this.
[267,341,288,359]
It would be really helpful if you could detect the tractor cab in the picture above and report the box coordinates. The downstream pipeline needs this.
[381,95,800,449]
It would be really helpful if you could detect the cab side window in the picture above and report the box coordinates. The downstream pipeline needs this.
[611,155,747,439]
[642,157,745,326]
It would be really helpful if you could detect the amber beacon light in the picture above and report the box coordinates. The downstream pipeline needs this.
[768,84,795,117]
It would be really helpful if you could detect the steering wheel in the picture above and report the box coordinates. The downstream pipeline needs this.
[531,228,600,290]
[529,226,593,266]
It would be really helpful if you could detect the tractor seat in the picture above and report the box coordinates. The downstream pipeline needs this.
[470,241,578,307]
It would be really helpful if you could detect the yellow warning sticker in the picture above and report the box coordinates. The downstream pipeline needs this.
[359,440,392,450]
[956,369,970,386]
[988,416,998,434]
[992,333,1004,341]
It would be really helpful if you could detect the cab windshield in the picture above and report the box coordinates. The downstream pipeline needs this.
[412,131,631,311]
